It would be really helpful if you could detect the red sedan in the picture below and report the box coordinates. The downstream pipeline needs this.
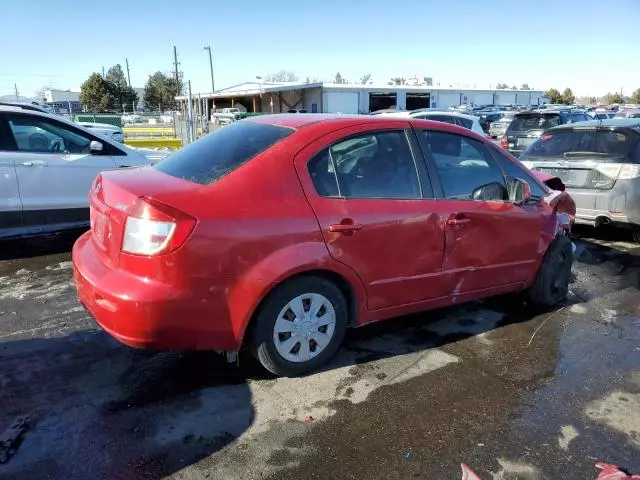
[72,114,575,376]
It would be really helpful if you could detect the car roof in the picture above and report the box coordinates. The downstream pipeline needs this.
[244,113,486,138]
[0,101,51,113]
[547,118,640,131]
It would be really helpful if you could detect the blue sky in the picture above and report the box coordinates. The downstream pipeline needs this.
[2,0,639,98]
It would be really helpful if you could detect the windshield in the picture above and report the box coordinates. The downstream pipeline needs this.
[155,121,293,184]
[509,114,561,131]
[522,130,635,160]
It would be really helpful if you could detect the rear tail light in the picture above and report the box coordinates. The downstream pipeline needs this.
[500,135,508,149]
[595,163,640,180]
[122,197,196,256]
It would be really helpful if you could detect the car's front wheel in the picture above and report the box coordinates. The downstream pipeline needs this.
[528,234,573,307]
[251,276,347,377]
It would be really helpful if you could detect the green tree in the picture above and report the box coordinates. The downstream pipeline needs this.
[143,72,180,111]
[604,92,624,104]
[334,72,346,84]
[390,77,406,85]
[360,73,372,84]
[496,83,508,89]
[105,64,137,112]
[561,88,575,105]
[631,88,640,104]
[520,83,530,90]
[544,88,563,103]
[80,73,114,112]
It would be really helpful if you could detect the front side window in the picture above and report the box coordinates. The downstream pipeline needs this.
[488,145,547,202]
[7,114,92,154]
[421,130,507,201]
[308,130,421,199]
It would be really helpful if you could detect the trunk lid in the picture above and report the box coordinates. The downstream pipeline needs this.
[523,154,625,190]
[90,166,201,268]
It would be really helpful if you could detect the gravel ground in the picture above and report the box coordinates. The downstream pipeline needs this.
[0,226,638,479]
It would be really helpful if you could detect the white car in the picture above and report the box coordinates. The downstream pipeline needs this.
[0,104,169,239]
[376,109,487,137]
[76,122,125,143]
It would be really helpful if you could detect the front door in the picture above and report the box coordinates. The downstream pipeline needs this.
[295,122,451,312]
[5,112,117,226]
[417,127,543,294]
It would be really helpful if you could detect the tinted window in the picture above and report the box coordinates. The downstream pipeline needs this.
[308,131,421,199]
[423,114,456,125]
[570,113,590,123]
[421,130,507,201]
[488,145,547,201]
[155,121,293,185]
[522,130,636,160]
[509,114,561,131]
[456,117,473,130]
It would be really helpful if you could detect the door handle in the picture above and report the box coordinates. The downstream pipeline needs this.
[329,222,363,233]
[446,216,470,227]
[22,160,47,167]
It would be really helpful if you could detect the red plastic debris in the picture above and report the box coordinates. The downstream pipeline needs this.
[596,463,640,480]
[461,464,482,480]
[305,416,313,423]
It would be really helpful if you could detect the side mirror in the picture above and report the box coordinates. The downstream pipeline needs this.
[90,140,103,154]
[508,178,532,205]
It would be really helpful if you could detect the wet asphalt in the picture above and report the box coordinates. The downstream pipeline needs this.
[0,226,638,480]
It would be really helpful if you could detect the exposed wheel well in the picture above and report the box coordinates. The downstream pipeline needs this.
[242,270,358,348]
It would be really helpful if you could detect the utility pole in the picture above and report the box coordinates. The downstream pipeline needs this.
[14,83,19,100]
[173,46,181,97]
[203,45,215,93]
[102,66,105,78]
[125,58,132,87]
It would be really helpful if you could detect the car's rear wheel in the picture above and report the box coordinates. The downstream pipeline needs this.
[528,234,573,307]
[251,276,347,377]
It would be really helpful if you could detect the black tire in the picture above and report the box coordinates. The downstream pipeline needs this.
[251,276,348,377]
[632,228,640,243]
[528,234,573,307]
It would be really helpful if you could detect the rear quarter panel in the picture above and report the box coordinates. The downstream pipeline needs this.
[147,133,367,349]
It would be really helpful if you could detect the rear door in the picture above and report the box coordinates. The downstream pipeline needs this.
[294,121,452,311]
[0,114,22,232]
[5,113,121,227]
[416,127,543,294]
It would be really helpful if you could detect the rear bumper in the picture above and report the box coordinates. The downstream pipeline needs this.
[72,231,238,351]
[568,184,640,228]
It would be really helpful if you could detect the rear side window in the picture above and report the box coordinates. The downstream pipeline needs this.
[155,122,293,185]
[456,117,473,130]
[308,130,422,199]
[509,114,561,131]
[523,130,637,159]
[423,115,456,125]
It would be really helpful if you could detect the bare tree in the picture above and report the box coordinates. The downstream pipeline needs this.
[265,70,298,82]
[360,73,372,84]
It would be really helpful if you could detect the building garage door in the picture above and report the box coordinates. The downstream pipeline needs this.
[472,92,494,105]
[436,92,460,109]
[325,91,359,114]
[495,92,517,105]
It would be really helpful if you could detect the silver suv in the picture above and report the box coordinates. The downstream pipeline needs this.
[519,119,640,241]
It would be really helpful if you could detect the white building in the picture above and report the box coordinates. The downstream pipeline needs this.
[177,81,546,115]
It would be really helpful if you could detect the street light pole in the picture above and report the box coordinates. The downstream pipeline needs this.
[203,46,215,93]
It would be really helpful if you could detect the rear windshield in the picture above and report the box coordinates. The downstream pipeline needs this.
[155,121,293,185]
[509,114,561,131]
[522,130,637,160]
